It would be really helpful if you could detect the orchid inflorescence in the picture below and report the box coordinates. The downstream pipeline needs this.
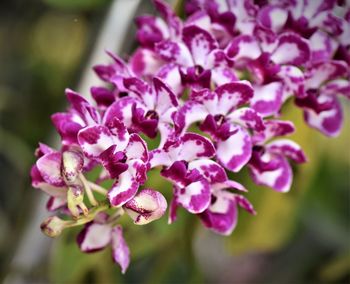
[31,0,349,273]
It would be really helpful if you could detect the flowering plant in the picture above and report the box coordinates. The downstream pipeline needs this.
[31,0,349,273]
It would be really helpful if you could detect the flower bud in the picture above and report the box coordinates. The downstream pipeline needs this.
[67,185,88,218]
[62,150,83,185]
[123,189,167,225]
[40,216,67,237]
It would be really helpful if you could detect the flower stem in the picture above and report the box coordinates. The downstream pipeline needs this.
[88,181,108,196]
[79,173,98,206]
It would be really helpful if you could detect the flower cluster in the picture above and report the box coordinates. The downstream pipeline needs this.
[31,0,349,273]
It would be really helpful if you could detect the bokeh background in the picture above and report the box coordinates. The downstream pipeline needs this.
[0,0,349,283]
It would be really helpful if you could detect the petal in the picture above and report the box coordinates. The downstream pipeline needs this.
[77,220,112,253]
[303,94,343,137]
[251,82,283,116]
[51,112,83,146]
[156,63,183,96]
[182,25,218,66]
[226,35,261,61]
[168,197,178,224]
[309,30,338,62]
[154,40,193,67]
[153,0,182,37]
[99,146,129,179]
[305,60,348,89]
[199,193,238,236]
[227,107,265,132]
[46,196,67,211]
[175,179,211,214]
[271,33,310,65]
[176,133,216,161]
[249,153,292,192]
[103,97,136,128]
[215,81,254,113]
[266,139,307,163]
[234,195,256,215]
[257,5,288,32]
[216,126,252,172]
[65,89,100,125]
[36,152,64,187]
[123,188,167,225]
[211,67,238,86]
[135,15,169,47]
[108,170,139,207]
[90,86,115,109]
[153,77,179,115]
[176,101,210,132]
[77,125,116,159]
[125,133,148,162]
[111,226,130,274]
[130,48,164,77]
[277,65,305,99]
[187,159,228,184]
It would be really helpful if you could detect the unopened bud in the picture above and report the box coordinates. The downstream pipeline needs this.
[40,216,67,237]
[62,151,83,185]
[123,189,167,225]
[67,185,88,218]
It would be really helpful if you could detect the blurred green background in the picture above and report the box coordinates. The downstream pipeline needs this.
[0,0,349,283]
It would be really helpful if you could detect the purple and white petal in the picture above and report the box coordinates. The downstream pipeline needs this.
[176,133,216,162]
[46,196,67,211]
[130,48,164,77]
[108,170,139,207]
[155,40,193,67]
[111,226,130,274]
[234,195,256,215]
[199,193,238,236]
[103,97,137,128]
[36,152,64,187]
[188,159,228,184]
[51,112,84,145]
[156,63,183,96]
[249,153,292,192]
[303,94,343,137]
[251,82,284,116]
[182,25,218,66]
[61,150,84,185]
[309,30,338,62]
[125,134,148,163]
[77,125,116,159]
[135,15,169,47]
[227,107,265,132]
[271,33,310,66]
[216,125,252,172]
[175,179,211,214]
[215,81,254,113]
[277,65,305,99]
[266,139,307,163]
[176,101,210,133]
[123,189,167,225]
[257,5,288,33]
[77,220,112,253]
[226,35,261,61]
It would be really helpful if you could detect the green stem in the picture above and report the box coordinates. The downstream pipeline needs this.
[79,173,98,206]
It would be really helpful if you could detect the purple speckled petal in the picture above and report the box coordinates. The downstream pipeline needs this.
[188,159,227,184]
[123,77,150,99]
[226,35,261,62]
[153,77,179,117]
[305,60,348,89]
[251,82,283,116]
[46,196,67,211]
[216,125,252,172]
[266,139,307,163]
[125,133,148,163]
[103,97,137,128]
[182,25,218,66]
[65,89,100,125]
[175,179,211,214]
[153,0,182,38]
[215,81,254,113]
[77,125,116,159]
[227,107,265,132]
[176,101,210,133]
[51,112,84,146]
[271,33,310,66]
[108,170,139,207]
[77,220,112,253]
[249,153,292,192]
[36,152,64,187]
[90,86,115,109]
[155,40,193,67]
[277,65,305,99]
[199,193,238,236]
[309,30,338,62]
[234,195,256,215]
[123,188,167,225]
[254,120,295,144]
[156,63,183,96]
[135,15,169,47]
[111,226,130,274]
[177,133,216,161]
[129,48,164,77]
[302,93,343,137]
[35,143,55,157]
[99,145,128,179]
[257,5,288,33]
